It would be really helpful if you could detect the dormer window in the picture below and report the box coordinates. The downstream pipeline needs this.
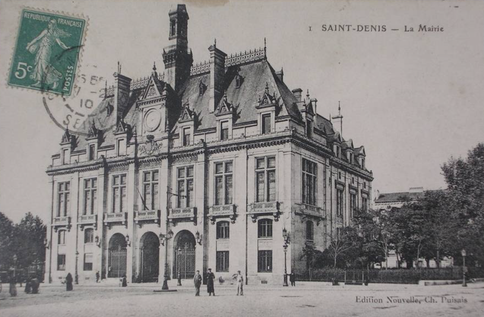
[235,74,242,89]
[183,127,191,146]
[170,19,176,37]
[220,121,229,141]
[62,149,69,165]
[262,113,271,134]
[306,120,313,138]
[361,158,365,169]
[88,144,96,161]
[117,139,126,156]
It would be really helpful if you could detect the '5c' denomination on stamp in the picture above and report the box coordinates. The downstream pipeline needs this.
[8,9,87,96]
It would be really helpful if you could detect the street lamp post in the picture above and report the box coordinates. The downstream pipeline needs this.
[461,249,467,287]
[161,229,173,291]
[282,228,290,287]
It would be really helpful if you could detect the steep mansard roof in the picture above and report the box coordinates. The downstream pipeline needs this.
[71,54,363,154]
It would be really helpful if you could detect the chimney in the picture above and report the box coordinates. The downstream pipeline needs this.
[292,88,302,101]
[113,67,131,123]
[208,42,226,113]
[163,4,193,91]
[275,68,284,83]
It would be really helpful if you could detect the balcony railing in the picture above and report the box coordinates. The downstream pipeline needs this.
[135,210,161,227]
[294,203,325,225]
[78,214,98,229]
[168,207,197,224]
[208,204,236,224]
[52,216,71,231]
[247,201,281,222]
[103,212,127,228]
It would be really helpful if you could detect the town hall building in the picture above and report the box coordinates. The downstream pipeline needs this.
[44,4,373,285]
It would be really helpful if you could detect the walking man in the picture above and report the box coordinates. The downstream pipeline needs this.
[234,270,244,296]
[206,268,215,296]
[194,270,202,296]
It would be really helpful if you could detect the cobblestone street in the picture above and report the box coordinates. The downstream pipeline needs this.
[1,282,483,317]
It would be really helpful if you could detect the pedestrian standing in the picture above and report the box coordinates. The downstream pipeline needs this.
[193,270,202,296]
[96,271,100,283]
[31,277,39,294]
[9,272,17,297]
[122,275,127,287]
[65,273,73,291]
[290,271,296,286]
[234,270,244,296]
[25,276,32,294]
[206,268,215,296]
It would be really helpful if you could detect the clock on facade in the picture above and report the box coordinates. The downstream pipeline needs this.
[144,109,161,132]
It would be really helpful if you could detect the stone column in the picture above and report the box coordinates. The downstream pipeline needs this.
[126,163,136,283]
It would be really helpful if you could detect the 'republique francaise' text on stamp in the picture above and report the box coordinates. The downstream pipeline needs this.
[8,9,86,96]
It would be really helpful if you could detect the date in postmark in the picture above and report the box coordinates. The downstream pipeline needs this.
[8,8,86,96]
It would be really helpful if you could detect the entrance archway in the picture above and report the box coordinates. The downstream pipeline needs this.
[108,233,127,278]
[174,230,196,279]
[140,232,160,282]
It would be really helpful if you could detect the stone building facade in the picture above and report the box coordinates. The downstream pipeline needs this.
[44,4,373,285]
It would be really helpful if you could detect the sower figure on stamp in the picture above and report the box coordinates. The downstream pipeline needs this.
[233,270,244,296]
[206,268,215,296]
[65,273,73,291]
[25,20,71,89]
[194,270,202,296]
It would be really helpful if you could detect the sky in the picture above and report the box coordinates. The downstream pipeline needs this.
[0,0,483,222]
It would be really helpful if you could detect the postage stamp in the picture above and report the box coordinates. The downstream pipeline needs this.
[8,8,86,96]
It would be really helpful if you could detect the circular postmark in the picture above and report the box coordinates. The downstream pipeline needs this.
[42,63,117,137]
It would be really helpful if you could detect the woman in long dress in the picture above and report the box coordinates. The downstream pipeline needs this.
[65,273,73,291]
[25,19,71,89]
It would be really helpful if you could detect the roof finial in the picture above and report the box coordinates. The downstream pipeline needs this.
[117,61,121,74]
[223,90,228,102]
[152,62,157,77]
[214,38,217,47]
[306,89,310,100]
[265,82,269,94]
[104,81,107,100]
[338,101,341,115]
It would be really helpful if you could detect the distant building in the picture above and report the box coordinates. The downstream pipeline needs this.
[373,187,452,269]
[44,4,373,285]
[373,187,426,210]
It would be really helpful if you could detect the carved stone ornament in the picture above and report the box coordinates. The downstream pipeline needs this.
[139,134,162,156]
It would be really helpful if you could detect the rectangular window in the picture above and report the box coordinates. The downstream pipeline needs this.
[58,230,66,245]
[214,161,233,205]
[62,149,69,164]
[258,250,272,272]
[362,197,368,212]
[255,157,276,202]
[88,144,96,160]
[216,221,230,239]
[117,139,126,156]
[57,182,70,217]
[216,251,229,272]
[112,174,127,213]
[83,178,97,215]
[302,159,317,205]
[143,170,159,210]
[350,193,357,217]
[57,254,66,271]
[262,113,271,134]
[83,253,93,271]
[258,219,273,238]
[84,229,94,244]
[183,128,191,146]
[336,188,344,217]
[177,166,194,208]
[220,121,229,141]
[306,120,312,137]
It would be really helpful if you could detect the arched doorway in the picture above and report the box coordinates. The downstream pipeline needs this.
[174,230,196,279]
[108,233,127,278]
[140,232,160,282]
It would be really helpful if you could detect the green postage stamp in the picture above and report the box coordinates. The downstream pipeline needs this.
[8,9,87,96]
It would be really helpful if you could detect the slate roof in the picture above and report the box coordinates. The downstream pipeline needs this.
[374,191,425,204]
